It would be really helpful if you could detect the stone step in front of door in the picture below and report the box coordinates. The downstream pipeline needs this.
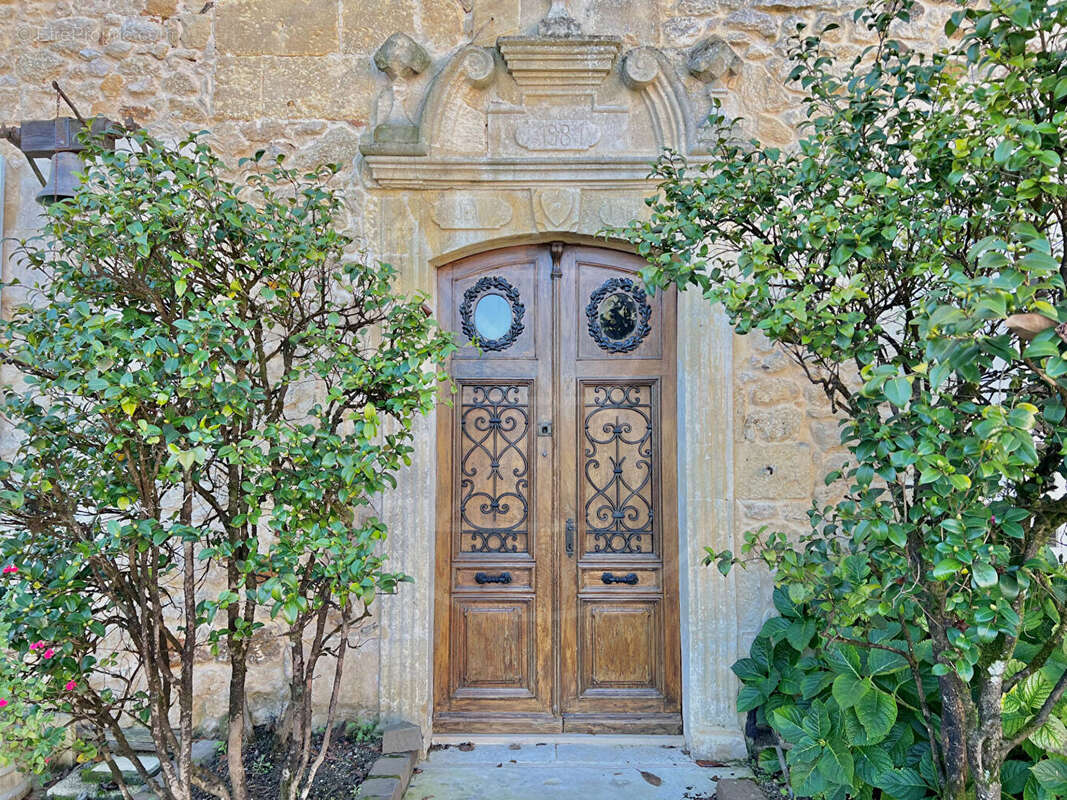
[404,739,752,800]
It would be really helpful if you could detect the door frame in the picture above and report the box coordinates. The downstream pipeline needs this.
[430,241,681,734]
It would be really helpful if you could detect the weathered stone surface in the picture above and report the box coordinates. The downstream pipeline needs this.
[215,55,377,121]
[736,442,813,500]
[718,778,770,800]
[688,36,742,82]
[355,776,403,800]
[749,379,799,406]
[82,756,161,785]
[368,751,417,783]
[743,406,803,442]
[663,16,705,47]
[725,9,779,37]
[470,0,521,42]
[382,720,422,754]
[14,50,65,82]
[178,13,212,50]
[420,0,467,52]
[0,764,29,800]
[144,0,179,18]
[342,0,414,54]
[679,0,744,14]
[120,18,164,44]
[217,0,338,56]
[374,33,430,79]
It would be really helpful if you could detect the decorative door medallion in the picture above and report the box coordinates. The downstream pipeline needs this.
[433,244,680,733]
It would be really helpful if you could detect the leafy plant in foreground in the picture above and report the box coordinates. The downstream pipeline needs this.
[0,129,453,800]
[624,0,1067,798]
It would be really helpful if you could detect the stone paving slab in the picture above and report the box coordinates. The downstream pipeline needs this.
[405,741,752,800]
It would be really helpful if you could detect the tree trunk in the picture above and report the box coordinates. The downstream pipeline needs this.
[929,607,970,800]
[939,671,971,800]
[227,635,250,800]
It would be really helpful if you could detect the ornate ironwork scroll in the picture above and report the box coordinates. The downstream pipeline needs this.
[585,277,652,353]
[459,384,530,553]
[582,384,655,554]
[459,276,525,351]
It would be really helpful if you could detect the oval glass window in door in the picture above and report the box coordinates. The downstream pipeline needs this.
[459,276,526,351]
[586,277,651,353]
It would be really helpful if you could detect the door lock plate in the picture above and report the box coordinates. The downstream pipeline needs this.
[537,420,553,437]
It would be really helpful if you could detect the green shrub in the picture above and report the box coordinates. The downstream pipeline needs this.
[624,0,1067,797]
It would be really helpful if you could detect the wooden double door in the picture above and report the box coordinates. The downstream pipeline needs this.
[433,243,681,733]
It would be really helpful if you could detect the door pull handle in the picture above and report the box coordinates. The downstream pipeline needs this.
[565,518,575,558]
[474,571,512,585]
[601,572,639,585]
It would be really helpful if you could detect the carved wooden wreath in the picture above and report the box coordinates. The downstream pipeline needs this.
[460,276,526,351]
[586,277,652,353]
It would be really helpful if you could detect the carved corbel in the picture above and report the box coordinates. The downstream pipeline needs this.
[368,32,431,156]
[687,37,742,153]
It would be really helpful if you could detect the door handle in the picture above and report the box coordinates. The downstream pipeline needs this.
[601,572,639,585]
[474,571,512,585]
[565,518,575,558]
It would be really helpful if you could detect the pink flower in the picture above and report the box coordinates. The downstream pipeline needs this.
[29,641,45,652]
[0,699,7,708]
[2,565,16,575]
[64,681,77,691]
[42,649,55,659]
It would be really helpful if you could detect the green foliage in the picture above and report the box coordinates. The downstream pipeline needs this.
[0,129,453,799]
[739,589,938,800]
[343,720,379,744]
[0,616,63,776]
[624,0,1067,797]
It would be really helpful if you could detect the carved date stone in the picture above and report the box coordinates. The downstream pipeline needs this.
[687,36,742,83]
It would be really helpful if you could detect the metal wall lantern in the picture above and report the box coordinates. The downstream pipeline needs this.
[0,82,120,206]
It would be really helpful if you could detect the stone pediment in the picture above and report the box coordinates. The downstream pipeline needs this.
[361,28,697,189]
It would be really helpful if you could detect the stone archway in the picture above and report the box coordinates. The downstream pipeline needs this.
[361,6,747,760]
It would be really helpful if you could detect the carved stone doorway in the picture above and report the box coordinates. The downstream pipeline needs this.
[432,243,681,733]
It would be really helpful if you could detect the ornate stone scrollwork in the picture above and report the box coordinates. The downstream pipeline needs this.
[460,46,496,89]
[621,47,661,90]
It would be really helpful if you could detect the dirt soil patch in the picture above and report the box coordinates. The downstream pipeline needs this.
[192,725,381,800]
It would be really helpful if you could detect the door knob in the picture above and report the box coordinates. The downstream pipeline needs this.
[565,518,575,557]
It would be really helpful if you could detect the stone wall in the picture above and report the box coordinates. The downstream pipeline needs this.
[0,0,951,750]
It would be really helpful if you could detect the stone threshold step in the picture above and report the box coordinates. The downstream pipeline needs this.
[431,733,686,747]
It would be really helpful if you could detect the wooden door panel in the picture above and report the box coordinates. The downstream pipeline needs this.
[558,246,681,730]
[451,256,540,361]
[434,247,555,726]
[579,566,660,592]
[580,600,662,694]
[451,598,535,697]
[576,259,664,362]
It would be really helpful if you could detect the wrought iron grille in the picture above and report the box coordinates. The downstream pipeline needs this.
[459,384,530,553]
[582,383,655,554]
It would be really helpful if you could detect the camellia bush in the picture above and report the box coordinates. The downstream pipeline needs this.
[0,130,452,800]
[624,0,1067,799]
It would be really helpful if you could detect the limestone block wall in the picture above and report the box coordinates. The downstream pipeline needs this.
[0,0,950,744]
